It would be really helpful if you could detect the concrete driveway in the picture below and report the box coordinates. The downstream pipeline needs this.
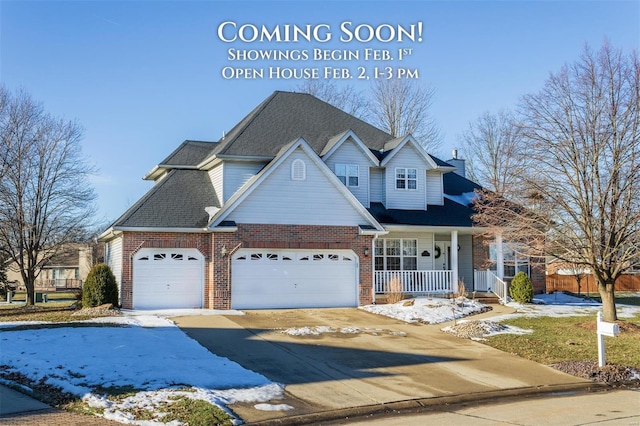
[173,308,589,424]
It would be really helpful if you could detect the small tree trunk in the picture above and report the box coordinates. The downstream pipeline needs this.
[25,280,35,306]
[597,279,617,322]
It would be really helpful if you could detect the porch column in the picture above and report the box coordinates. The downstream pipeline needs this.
[451,230,459,294]
[496,233,504,279]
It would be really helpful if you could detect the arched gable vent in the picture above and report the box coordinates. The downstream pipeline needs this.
[291,159,306,181]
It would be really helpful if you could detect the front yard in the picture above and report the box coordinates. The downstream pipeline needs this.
[1,292,639,424]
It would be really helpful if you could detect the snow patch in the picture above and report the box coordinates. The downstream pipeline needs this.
[362,297,489,324]
[254,403,295,411]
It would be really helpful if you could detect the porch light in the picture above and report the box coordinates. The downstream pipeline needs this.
[421,250,430,257]
[220,245,228,257]
[364,247,370,257]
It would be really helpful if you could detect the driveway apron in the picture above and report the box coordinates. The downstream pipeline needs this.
[173,308,588,423]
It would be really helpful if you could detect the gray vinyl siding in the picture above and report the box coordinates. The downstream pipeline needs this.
[384,144,428,210]
[229,147,366,226]
[223,161,266,203]
[208,164,224,203]
[106,237,123,287]
[457,234,473,290]
[370,168,384,203]
[426,170,444,206]
[323,139,370,207]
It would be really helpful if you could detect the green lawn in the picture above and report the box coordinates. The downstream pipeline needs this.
[0,291,79,321]
[484,314,640,369]
[582,292,640,306]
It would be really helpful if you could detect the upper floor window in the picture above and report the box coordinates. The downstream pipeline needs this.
[335,164,359,187]
[291,159,306,181]
[396,168,417,190]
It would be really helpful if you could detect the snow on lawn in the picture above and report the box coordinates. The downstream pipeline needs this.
[493,292,640,321]
[0,314,282,424]
[361,297,489,324]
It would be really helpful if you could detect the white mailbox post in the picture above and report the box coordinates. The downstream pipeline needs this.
[596,311,620,367]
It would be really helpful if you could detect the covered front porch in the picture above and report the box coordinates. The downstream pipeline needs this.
[372,227,510,302]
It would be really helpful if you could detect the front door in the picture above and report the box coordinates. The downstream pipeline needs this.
[434,242,450,270]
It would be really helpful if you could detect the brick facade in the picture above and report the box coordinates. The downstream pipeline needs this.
[210,224,373,309]
[119,225,372,310]
[120,232,211,309]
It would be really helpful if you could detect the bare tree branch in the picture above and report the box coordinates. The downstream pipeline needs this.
[459,110,527,197]
[295,80,369,119]
[0,86,97,305]
[474,43,640,321]
[369,79,441,152]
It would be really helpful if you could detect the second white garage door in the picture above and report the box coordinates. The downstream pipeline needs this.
[231,249,358,309]
[132,248,204,310]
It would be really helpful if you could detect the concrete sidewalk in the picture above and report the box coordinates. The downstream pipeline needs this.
[0,384,119,425]
[339,388,640,426]
[0,385,49,416]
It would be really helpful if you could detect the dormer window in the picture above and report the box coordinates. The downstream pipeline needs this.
[335,164,359,187]
[291,159,306,181]
[396,168,417,190]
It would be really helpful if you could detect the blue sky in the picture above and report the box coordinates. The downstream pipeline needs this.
[1,0,638,224]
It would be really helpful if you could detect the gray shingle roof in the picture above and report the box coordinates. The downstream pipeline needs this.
[367,200,474,227]
[443,171,483,195]
[208,91,393,158]
[112,170,219,228]
[160,140,218,166]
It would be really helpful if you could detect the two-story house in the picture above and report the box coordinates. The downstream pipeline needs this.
[100,91,538,310]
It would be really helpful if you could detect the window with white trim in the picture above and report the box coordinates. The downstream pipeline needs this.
[396,168,417,190]
[291,159,306,181]
[374,239,417,271]
[335,164,359,187]
[489,243,530,278]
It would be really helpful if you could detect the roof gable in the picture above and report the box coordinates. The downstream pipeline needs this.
[209,138,383,231]
[321,130,379,166]
[380,135,438,168]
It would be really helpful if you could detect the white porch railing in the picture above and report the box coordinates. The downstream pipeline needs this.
[374,270,453,294]
[474,269,510,303]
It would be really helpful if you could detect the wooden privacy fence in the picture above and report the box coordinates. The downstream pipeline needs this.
[546,274,640,293]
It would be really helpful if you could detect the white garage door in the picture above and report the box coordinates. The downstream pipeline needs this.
[231,249,358,309]
[133,248,204,309]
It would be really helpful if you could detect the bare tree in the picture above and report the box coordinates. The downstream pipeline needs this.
[369,78,441,152]
[0,86,10,181]
[296,80,369,119]
[459,110,527,197]
[0,87,97,305]
[474,43,640,321]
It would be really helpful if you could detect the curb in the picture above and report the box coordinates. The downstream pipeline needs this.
[250,382,610,425]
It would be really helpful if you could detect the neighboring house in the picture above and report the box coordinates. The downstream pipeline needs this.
[99,91,542,310]
[7,243,92,291]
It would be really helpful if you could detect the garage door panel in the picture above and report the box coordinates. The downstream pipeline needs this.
[133,248,204,310]
[232,249,358,309]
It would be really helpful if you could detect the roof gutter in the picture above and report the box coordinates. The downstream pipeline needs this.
[382,224,485,233]
[97,227,123,242]
[110,226,212,234]
[359,228,388,236]
[197,154,274,170]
